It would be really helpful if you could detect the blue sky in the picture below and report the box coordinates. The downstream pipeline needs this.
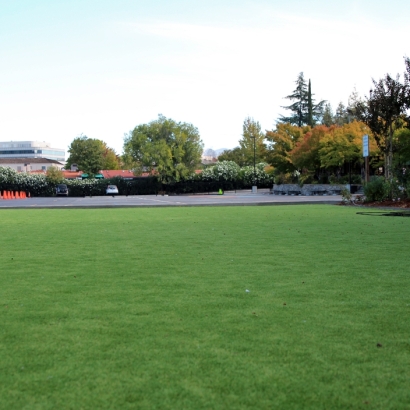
[0,0,409,156]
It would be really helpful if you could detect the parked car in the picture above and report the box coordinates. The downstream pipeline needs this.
[56,184,68,196]
[106,185,119,196]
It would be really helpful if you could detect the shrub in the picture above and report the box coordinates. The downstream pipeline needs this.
[364,177,389,202]
[340,188,352,203]
[46,166,64,185]
[239,163,273,187]
[200,161,240,183]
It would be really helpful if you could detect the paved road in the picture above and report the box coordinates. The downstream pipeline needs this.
[0,190,342,209]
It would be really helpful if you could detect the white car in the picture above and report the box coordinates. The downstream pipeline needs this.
[106,185,119,196]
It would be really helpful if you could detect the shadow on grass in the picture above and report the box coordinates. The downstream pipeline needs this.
[357,211,410,217]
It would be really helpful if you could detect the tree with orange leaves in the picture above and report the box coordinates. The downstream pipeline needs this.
[265,123,310,174]
[290,125,331,175]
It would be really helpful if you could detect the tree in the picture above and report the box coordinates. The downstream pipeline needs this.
[265,123,310,173]
[218,147,248,167]
[290,125,329,174]
[321,103,334,126]
[123,114,203,183]
[394,127,410,167]
[353,68,409,179]
[280,72,307,126]
[45,166,64,185]
[346,88,364,122]
[239,117,266,165]
[334,102,349,126]
[307,79,314,126]
[66,135,105,176]
[280,73,326,126]
[101,143,120,170]
[404,57,410,124]
[319,121,377,170]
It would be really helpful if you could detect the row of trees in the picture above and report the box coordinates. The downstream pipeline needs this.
[64,58,410,191]
[66,116,203,183]
[220,59,410,185]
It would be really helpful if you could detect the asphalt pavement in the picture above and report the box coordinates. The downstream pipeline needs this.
[0,189,342,209]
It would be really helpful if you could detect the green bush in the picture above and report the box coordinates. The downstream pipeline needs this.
[364,177,389,202]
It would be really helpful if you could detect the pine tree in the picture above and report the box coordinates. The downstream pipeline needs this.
[321,103,334,126]
[280,72,308,127]
[334,102,349,126]
[307,80,313,126]
[346,87,363,122]
[280,73,326,127]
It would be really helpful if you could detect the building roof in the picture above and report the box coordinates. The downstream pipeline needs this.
[62,170,83,179]
[0,157,63,165]
[100,170,136,179]
[29,170,47,174]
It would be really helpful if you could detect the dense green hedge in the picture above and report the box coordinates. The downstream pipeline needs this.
[0,163,273,197]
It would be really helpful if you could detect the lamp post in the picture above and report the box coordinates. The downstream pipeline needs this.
[251,136,257,193]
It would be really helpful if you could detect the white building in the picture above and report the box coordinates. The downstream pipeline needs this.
[0,158,64,172]
[0,141,65,162]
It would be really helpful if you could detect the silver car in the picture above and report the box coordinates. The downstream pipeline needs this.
[106,185,119,196]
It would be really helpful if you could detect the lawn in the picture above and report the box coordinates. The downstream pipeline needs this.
[0,205,409,409]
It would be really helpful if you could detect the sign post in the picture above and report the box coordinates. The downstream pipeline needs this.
[363,135,369,183]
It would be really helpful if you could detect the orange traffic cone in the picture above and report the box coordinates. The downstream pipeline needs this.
[15,191,20,199]
[21,191,26,199]
[5,191,10,199]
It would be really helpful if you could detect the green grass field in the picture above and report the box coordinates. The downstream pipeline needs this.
[1,205,409,409]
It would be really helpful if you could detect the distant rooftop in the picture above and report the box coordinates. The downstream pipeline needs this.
[0,157,63,165]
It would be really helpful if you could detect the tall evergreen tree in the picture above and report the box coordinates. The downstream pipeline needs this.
[307,80,313,126]
[280,72,308,127]
[280,73,326,127]
[321,103,334,126]
[334,102,349,126]
[346,88,363,122]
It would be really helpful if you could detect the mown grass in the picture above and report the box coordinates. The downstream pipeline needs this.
[0,205,409,409]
